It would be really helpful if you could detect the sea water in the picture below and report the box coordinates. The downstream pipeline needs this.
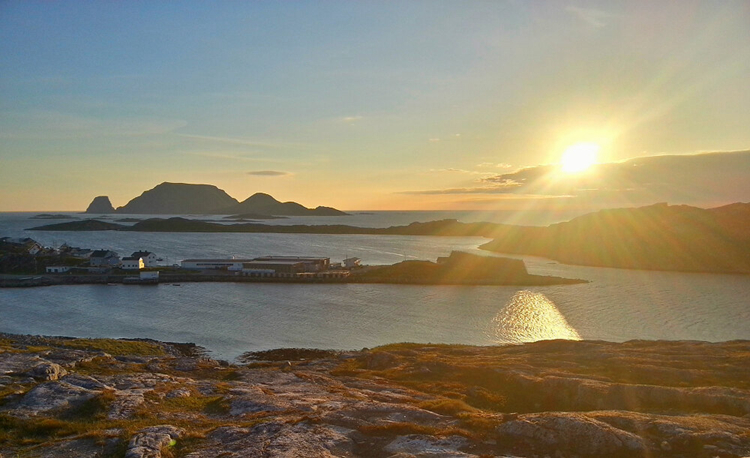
[1,212,748,360]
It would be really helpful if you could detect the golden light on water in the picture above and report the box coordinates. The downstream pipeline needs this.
[560,142,600,173]
[490,291,581,343]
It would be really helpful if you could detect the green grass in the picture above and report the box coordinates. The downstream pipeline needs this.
[53,338,166,356]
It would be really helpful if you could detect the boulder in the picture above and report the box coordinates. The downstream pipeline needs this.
[26,362,67,381]
[125,425,183,458]
[496,412,647,457]
[384,434,471,456]
[17,380,98,415]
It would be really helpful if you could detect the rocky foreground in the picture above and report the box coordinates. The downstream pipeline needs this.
[1,335,749,457]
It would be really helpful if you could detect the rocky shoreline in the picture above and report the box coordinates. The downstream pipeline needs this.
[1,334,749,457]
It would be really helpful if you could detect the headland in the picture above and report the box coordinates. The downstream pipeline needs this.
[1,333,748,457]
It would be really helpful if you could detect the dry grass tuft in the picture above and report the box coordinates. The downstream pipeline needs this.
[418,398,477,416]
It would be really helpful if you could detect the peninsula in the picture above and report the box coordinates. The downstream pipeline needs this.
[0,251,583,287]
[1,334,748,457]
[480,202,750,274]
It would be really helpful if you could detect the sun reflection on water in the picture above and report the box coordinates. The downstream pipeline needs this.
[490,291,581,343]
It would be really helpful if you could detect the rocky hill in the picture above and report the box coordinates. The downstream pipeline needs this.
[481,202,750,274]
[115,183,239,214]
[219,192,348,216]
[84,196,115,214]
[1,334,749,457]
[84,183,347,216]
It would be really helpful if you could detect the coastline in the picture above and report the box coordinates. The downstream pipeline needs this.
[0,270,585,288]
[1,333,749,457]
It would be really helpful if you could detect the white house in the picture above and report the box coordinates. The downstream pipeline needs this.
[46,266,71,274]
[131,251,158,267]
[121,257,144,270]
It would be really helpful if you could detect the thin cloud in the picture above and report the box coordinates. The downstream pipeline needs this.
[399,180,523,195]
[247,170,292,177]
[403,150,750,206]
[177,134,306,150]
[185,151,303,165]
[186,152,260,162]
[429,168,496,176]
[566,6,611,28]
[0,111,187,139]
[482,150,750,204]
[477,162,513,169]
[341,115,363,123]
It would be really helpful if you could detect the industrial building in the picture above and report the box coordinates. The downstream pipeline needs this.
[252,256,330,272]
[180,259,255,271]
[181,256,350,279]
[242,260,307,276]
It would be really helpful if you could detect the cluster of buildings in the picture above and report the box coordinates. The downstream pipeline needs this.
[1,237,161,276]
[52,248,158,273]
[2,236,364,282]
[47,248,159,274]
[0,237,45,256]
[180,256,361,279]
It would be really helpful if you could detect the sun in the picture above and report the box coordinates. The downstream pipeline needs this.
[560,142,600,173]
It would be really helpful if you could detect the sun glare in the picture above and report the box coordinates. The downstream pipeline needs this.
[560,142,600,173]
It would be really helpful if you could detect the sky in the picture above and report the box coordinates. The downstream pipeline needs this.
[1,1,749,211]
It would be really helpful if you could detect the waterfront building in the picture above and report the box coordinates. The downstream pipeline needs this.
[140,271,159,282]
[89,250,120,267]
[343,257,361,269]
[242,260,307,277]
[252,256,330,272]
[131,251,158,267]
[0,237,43,255]
[121,257,144,270]
[45,266,71,274]
[180,259,254,271]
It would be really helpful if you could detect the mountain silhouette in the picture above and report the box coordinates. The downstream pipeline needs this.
[218,193,347,216]
[115,182,239,214]
[480,202,750,273]
[89,182,346,216]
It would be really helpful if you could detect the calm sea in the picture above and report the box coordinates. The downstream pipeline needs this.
[1,211,748,360]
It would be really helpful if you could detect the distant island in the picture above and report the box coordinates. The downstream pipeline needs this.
[29,214,79,220]
[28,217,515,237]
[34,202,750,274]
[84,182,348,216]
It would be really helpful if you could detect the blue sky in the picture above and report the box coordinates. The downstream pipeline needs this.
[1,1,749,211]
